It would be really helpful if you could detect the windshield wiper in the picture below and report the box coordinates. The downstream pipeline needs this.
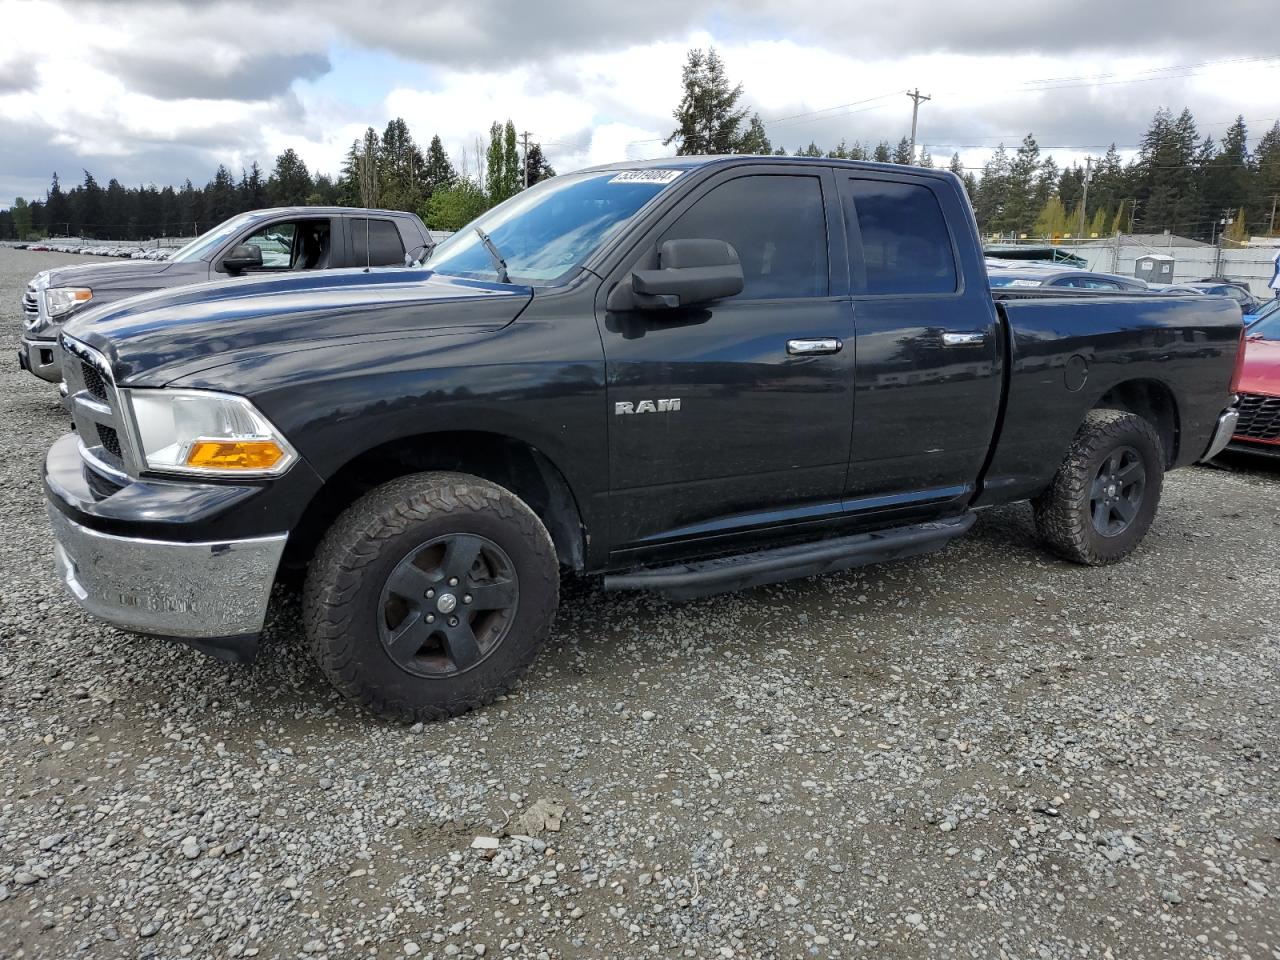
[473,227,510,284]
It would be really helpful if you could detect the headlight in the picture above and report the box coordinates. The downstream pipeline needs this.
[45,287,93,318]
[120,389,297,477]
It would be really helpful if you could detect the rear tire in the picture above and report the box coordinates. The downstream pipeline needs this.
[1032,409,1165,566]
[303,472,559,722]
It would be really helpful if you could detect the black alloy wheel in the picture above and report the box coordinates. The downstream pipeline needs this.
[1088,445,1146,537]
[378,533,519,676]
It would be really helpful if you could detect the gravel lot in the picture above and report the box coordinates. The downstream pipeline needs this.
[1,246,1277,960]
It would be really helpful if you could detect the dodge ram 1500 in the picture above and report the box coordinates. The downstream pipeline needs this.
[43,156,1243,721]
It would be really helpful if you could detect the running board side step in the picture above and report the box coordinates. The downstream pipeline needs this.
[603,513,976,600]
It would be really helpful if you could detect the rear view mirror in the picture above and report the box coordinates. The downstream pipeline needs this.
[628,239,744,309]
[223,243,263,273]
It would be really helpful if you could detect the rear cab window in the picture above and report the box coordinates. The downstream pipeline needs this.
[841,178,958,296]
[350,218,406,267]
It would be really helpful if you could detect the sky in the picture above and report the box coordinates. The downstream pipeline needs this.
[1,0,1278,208]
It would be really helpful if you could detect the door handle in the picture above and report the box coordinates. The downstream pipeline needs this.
[787,338,843,356]
[941,331,987,347]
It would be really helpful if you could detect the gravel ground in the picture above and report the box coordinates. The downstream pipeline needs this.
[1,247,1278,960]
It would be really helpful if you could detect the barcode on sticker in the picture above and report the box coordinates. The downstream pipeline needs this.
[609,170,683,185]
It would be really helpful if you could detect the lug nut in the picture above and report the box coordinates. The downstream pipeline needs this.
[448,577,459,587]
[448,616,459,627]
[426,614,435,624]
[425,589,435,599]
[463,594,473,604]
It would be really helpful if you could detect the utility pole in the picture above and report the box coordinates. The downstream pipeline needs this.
[1270,194,1278,235]
[520,130,532,190]
[1076,156,1092,249]
[906,89,931,163]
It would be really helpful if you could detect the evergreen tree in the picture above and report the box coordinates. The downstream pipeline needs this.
[737,114,771,154]
[1002,134,1042,234]
[974,145,1011,234]
[523,143,555,187]
[45,173,71,236]
[268,148,313,207]
[205,165,237,224]
[484,122,506,202]
[872,141,891,163]
[77,171,104,237]
[890,137,913,165]
[242,161,268,210]
[665,47,749,155]
[1253,121,1280,235]
[424,135,457,194]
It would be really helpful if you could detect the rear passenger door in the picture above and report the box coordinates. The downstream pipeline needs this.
[838,173,1002,515]
[348,216,407,267]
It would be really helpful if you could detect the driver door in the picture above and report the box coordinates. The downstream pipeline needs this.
[597,165,855,559]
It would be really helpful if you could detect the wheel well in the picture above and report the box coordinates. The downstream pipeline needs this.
[1093,379,1179,467]
[283,432,587,576]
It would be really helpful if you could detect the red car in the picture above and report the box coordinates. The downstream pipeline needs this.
[1231,300,1280,456]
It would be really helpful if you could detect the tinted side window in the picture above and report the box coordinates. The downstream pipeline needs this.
[844,179,957,295]
[351,218,406,267]
[661,175,828,299]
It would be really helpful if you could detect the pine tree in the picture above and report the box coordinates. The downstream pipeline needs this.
[378,118,427,211]
[1002,134,1042,235]
[205,165,237,224]
[974,145,1011,234]
[424,135,457,195]
[45,173,71,236]
[523,143,555,187]
[737,114,771,154]
[1253,121,1280,235]
[78,171,104,237]
[268,148,313,207]
[891,137,913,165]
[665,47,749,155]
[872,141,891,163]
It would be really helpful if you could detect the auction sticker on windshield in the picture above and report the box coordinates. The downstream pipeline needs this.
[609,170,684,184]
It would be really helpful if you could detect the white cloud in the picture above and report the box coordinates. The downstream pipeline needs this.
[2,0,1278,206]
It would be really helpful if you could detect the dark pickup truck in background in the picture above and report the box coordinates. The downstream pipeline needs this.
[43,156,1243,721]
[19,206,432,383]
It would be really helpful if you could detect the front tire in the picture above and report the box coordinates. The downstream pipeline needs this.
[1033,409,1165,566]
[303,472,559,722]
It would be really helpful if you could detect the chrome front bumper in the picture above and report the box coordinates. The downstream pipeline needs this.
[20,336,61,383]
[1200,407,1240,462]
[47,505,287,646]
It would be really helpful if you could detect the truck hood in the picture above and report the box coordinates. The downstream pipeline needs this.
[65,267,533,386]
[35,258,188,292]
[1239,336,1280,397]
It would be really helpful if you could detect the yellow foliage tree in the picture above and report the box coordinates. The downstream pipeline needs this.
[1224,207,1248,244]
[1034,196,1070,238]
[1088,206,1108,238]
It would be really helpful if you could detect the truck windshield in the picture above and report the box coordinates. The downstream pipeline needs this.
[426,170,683,285]
[168,213,259,263]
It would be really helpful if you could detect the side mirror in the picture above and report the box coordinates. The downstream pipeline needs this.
[223,243,263,273]
[627,238,744,309]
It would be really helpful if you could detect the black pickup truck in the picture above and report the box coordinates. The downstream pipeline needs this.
[43,157,1243,721]
[19,206,432,383]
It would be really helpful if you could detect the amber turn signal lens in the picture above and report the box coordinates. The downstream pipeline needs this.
[185,440,286,470]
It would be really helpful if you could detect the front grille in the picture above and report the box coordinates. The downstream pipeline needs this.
[82,362,107,400]
[22,288,39,327]
[1235,393,1280,444]
[97,425,122,459]
[62,336,130,477]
